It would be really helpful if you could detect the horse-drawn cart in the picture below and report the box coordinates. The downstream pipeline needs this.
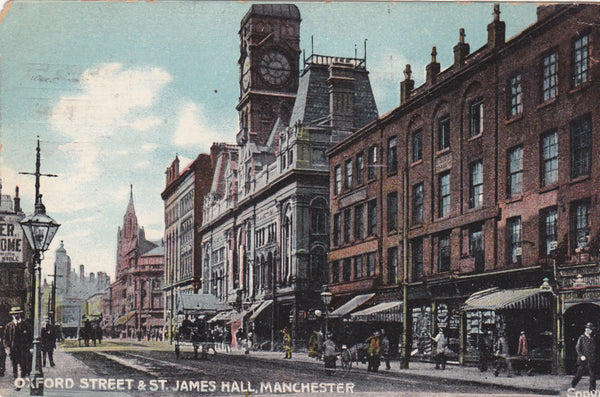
[173,294,220,360]
[78,313,103,347]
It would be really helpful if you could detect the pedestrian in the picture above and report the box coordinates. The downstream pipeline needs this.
[366,330,381,372]
[381,329,391,370]
[41,321,56,367]
[316,330,323,361]
[283,327,292,359]
[323,332,337,376]
[494,331,513,377]
[3,307,32,379]
[516,330,530,375]
[478,330,493,372]
[431,329,447,370]
[571,322,597,392]
[0,325,5,377]
[308,330,319,359]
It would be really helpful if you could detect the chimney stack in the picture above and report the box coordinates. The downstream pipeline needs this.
[14,186,20,213]
[487,4,506,49]
[426,47,441,85]
[400,64,414,105]
[327,61,356,131]
[453,28,470,66]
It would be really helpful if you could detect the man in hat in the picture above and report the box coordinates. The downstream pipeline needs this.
[571,322,597,392]
[283,327,292,359]
[3,307,32,378]
[366,330,381,372]
[0,324,5,376]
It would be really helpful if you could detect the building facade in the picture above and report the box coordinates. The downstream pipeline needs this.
[201,4,378,346]
[107,186,164,339]
[161,154,213,339]
[328,4,599,373]
[0,183,32,325]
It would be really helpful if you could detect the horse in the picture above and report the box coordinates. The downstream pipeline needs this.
[340,342,369,371]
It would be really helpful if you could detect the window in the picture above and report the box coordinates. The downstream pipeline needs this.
[343,209,351,243]
[344,159,353,189]
[354,204,364,240]
[412,130,422,163]
[387,192,398,232]
[438,172,450,218]
[541,130,558,187]
[438,232,451,272]
[571,200,590,252]
[387,137,398,174]
[332,260,340,283]
[343,258,351,282]
[356,152,364,185]
[571,115,592,179]
[412,183,424,225]
[333,213,341,246]
[469,224,483,256]
[508,73,522,117]
[540,207,557,257]
[507,217,522,264]
[438,117,450,151]
[311,199,327,234]
[334,165,341,195]
[542,52,557,102]
[387,247,398,284]
[367,145,378,180]
[281,153,286,170]
[367,199,377,236]
[412,238,423,280]
[354,255,364,279]
[367,252,376,277]
[470,99,483,137]
[573,34,590,88]
[469,160,483,209]
[508,146,523,198]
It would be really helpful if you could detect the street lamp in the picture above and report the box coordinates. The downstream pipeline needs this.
[320,289,332,337]
[19,138,60,396]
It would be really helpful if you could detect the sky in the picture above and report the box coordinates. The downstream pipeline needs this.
[0,0,539,281]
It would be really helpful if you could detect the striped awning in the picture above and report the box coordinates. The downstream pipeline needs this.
[208,310,234,323]
[350,301,402,322]
[116,311,136,326]
[249,300,273,321]
[463,288,552,311]
[329,293,375,318]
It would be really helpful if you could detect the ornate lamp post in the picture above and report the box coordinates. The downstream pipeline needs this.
[320,289,332,337]
[19,139,60,396]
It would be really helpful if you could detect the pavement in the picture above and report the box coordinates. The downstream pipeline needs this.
[0,339,588,396]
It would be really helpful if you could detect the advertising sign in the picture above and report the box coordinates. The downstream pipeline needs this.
[0,215,24,263]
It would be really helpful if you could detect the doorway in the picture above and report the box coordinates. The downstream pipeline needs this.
[563,303,600,374]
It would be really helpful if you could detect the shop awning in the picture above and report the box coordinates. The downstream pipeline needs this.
[177,293,219,313]
[208,310,234,323]
[246,301,263,315]
[350,301,402,322]
[329,293,375,318]
[144,317,164,327]
[116,312,136,326]
[463,287,552,311]
[250,300,273,321]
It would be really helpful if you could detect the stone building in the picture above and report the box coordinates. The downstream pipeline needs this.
[161,154,213,339]
[0,183,32,325]
[327,4,599,373]
[200,4,378,346]
[107,186,164,338]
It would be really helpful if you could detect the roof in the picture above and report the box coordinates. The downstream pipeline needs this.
[329,293,375,318]
[463,288,552,311]
[143,244,164,257]
[241,4,300,27]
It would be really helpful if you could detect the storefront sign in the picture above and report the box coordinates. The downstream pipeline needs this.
[0,216,24,263]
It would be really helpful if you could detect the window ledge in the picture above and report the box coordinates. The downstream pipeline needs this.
[569,82,591,96]
[435,148,450,157]
[505,114,523,126]
[411,159,423,167]
[539,184,559,194]
[506,196,523,204]
[569,175,591,185]
[537,97,558,110]
[468,133,482,142]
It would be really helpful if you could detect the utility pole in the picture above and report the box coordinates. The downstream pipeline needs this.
[401,168,410,369]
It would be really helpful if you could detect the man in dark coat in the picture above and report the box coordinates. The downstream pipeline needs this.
[40,321,56,367]
[571,322,597,392]
[3,307,33,378]
[0,325,5,376]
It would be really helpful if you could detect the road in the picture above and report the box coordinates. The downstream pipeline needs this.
[57,340,551,396]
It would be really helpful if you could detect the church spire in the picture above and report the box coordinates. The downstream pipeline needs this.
[127,184,135,215]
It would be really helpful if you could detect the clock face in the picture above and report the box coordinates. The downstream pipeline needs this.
[259,50,291,87]
[242,57,251,90]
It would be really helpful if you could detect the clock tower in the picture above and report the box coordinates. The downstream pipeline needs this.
[236,4,301,146]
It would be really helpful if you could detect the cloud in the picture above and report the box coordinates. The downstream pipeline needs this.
[173,102,223,150]
[129,116,162,131]
[141,143,158,152]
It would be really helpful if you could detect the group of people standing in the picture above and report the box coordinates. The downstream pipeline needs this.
[0,307,57,381]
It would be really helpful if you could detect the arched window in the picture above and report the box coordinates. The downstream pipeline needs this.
[310,246,327,284]
[310,198,328,235]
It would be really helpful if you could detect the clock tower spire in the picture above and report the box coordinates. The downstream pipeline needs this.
[236,4,301,147]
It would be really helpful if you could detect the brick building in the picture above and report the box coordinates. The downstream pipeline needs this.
[161,154,213,339]
[328,4,599,372]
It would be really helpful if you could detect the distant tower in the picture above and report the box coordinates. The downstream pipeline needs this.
[80,264,85,283]
[53,241,70,296]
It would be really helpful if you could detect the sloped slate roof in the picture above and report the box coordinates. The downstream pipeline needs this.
[241,4,300,27]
